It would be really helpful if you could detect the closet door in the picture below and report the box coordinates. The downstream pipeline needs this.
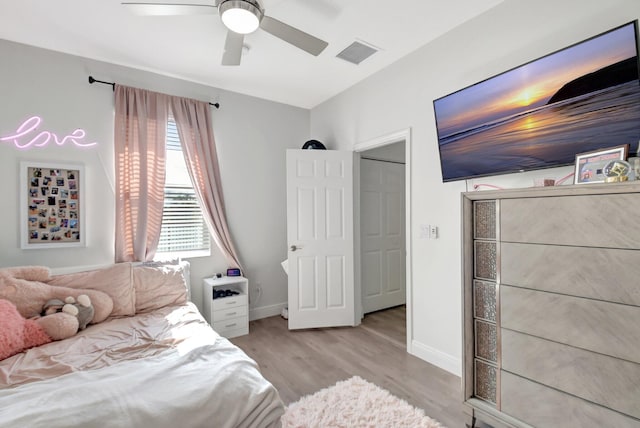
[361,158,406,314]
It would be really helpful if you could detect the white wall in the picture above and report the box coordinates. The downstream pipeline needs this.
[0,40,309,317]
[310,0,640,375]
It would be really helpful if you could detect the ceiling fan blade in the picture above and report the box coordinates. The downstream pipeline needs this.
[259,15,328,56]
[222,31,244,66]
[122,2,219,16]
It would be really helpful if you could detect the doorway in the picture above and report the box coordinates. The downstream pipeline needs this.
[360,144,406,314]
[354,128,412,351]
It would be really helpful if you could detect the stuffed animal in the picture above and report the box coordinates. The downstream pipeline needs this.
[0,299,53,360]
[43,294,95,330]
[31,310,79,341]
[0,266,113,341]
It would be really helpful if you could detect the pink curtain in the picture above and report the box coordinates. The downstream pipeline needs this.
[114,85,169,262]
[169,96,243,270]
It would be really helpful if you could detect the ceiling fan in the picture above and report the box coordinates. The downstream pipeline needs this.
[122,0,329,66]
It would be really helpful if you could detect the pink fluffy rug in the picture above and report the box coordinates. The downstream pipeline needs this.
[281,376,446,428]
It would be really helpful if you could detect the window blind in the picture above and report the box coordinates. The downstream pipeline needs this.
[156,120,210,254]
[157,187,209,253]
[166,120,182,151]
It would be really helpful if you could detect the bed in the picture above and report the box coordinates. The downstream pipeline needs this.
[0,262,284,428]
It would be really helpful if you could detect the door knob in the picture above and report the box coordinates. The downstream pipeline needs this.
[290,245,302,251]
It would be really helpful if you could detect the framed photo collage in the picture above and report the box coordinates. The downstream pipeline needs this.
[21,162,85,249]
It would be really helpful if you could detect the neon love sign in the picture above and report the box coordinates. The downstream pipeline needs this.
[0,116,98,149]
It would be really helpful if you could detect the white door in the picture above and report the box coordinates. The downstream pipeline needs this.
[361,158,406,313]
[286,149,355,330]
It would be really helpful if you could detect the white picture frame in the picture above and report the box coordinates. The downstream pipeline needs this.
[20,161,86,249]
[573,144,628,184]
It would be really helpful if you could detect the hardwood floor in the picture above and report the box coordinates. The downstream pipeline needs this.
[231,306,472,427]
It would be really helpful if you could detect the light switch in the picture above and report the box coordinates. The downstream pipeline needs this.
[430,225,438,239]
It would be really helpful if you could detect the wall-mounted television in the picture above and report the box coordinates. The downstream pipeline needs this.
[433,21,640,182]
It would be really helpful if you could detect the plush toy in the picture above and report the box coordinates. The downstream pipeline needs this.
[31,310,79,341]
[0,266,113,341]
[0,299,53,360]
[43,294,95,330]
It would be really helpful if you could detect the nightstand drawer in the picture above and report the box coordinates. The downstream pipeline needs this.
[212,305,248,322]
[214,316,248,336]
[212,294,248,311]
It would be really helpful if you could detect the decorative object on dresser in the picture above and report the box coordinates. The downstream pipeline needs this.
[627,145,640,179]
[203,275,249,338]
[603,159,633,182]
[461,181,640,428]
[573,144,629,184]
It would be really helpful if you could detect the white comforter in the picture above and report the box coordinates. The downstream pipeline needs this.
[0,303,283,428]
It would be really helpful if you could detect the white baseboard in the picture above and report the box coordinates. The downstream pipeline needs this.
[250,302,287,321]
[410,339,461,377]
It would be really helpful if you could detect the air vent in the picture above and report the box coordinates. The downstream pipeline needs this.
[336,40,379,65]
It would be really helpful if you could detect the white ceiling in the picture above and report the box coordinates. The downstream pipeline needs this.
[0,0,503,109]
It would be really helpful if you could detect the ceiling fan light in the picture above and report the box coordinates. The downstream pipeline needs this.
[222,9,259,34]
[219,1,262,34]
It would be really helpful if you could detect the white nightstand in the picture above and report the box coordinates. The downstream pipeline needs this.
[202,276,249,339]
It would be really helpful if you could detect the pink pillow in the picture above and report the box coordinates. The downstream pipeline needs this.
[48,263,135,317]
[0,299,51,361]
[133,263,188,313]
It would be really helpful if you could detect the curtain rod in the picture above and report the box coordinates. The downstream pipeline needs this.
[88,76,220,109]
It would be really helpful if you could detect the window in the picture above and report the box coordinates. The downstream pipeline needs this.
[156,120,210,256]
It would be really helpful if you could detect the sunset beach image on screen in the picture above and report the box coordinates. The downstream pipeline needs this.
[433,21,640,182]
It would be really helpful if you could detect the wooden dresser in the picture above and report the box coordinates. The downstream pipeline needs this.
[461,182,640,428]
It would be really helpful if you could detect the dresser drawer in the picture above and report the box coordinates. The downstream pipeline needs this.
[501,285,640,364]
[502,329,640,419]
[212,294,248,311]
[501,242,640,306]
[501,371,640,428]
[501,194,640,248]
[212,304,247,322]
[213,316,248,337]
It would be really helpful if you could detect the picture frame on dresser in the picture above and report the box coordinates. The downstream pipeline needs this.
[20,161,85,249]
[573,144,628,184]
